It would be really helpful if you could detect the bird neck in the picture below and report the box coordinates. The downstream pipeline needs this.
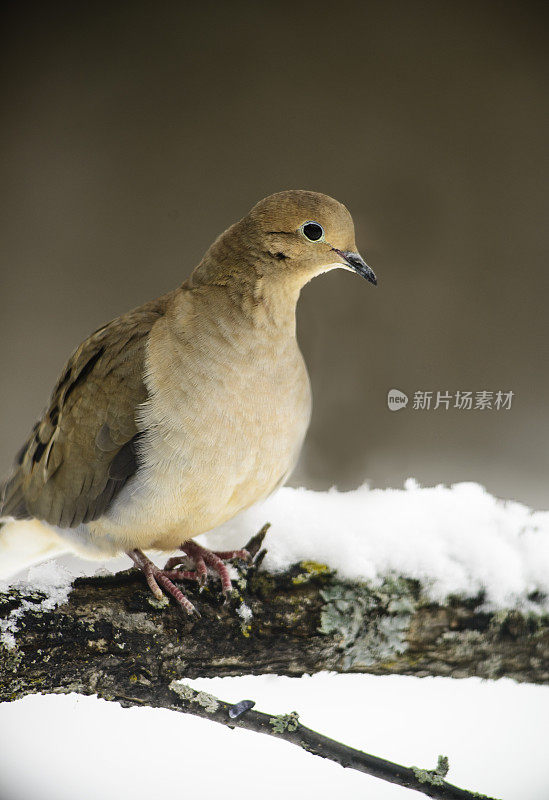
[234,274,302,333]
[188,258,302,337]
[189,277,301,340]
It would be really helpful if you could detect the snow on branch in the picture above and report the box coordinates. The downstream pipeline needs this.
[1,524,548,694]
[0,538,505,799]
[206,481,549,612]
[2,481,549,798]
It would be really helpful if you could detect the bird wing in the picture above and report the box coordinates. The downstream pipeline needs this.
[0,295,170,528]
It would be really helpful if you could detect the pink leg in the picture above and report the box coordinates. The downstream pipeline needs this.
[161,569,201,581]
[210,549,250,561]
[164,552,208,584]
[127,549,200,616]
[191,551,208,585]
[182,540,247,597]
[164,556,187,571]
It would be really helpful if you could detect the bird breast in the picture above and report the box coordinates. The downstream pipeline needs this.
[96,310,312,550]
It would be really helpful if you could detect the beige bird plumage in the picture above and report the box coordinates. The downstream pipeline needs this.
[0,190,376,613]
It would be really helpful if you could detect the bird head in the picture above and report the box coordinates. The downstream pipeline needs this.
[248,190,377,287]
[191,190,376,293]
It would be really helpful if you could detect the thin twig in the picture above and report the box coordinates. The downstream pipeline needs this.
[154,682,498,800]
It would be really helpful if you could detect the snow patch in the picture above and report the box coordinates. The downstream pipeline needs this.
[203,481,549,610]
[236,602,253,622]
[3,481,549,614]
[0,560,73,649]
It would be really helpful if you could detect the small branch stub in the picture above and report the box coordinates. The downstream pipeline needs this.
[412,756,451,786]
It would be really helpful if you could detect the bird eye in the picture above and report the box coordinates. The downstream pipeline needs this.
[301,222,324,242]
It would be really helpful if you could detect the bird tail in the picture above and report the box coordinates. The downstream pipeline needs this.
[0,519,68,580]
[0,467,30,521]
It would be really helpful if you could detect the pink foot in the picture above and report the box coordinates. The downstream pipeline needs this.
[165,541,250,598]
[127,548,200,616]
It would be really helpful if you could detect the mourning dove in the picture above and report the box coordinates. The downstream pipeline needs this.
[0,190,376,614]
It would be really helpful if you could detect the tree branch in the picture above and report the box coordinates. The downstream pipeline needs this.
[135,680,497,800]
[2,535,547,690]
[1,528,545,798]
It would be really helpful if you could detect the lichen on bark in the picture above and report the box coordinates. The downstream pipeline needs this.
[1,551,549,704]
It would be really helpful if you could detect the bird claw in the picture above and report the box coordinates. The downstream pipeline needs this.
[127,536,253,615]
[127,549,198,616]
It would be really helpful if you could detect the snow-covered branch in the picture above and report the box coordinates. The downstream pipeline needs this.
[1,543,508,799]
[1,524,548,704]
[2,482,549,797]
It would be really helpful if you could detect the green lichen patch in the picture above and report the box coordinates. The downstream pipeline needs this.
[269,711,299,733]
[439,629,485,659]
[411,754,449,785]
[292,561,332,585]
[0,642,22,672]
[169,680,219,713]
[195,691,219,713]
[319,577,416,669]
[490,608,549,639]
[436,755,449,777]
[146,595,170,610]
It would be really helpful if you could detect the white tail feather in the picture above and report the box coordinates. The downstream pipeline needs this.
[0,520,68,579]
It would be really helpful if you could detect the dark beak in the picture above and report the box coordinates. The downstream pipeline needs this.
[333,248,377,285]
[343,251,377,285]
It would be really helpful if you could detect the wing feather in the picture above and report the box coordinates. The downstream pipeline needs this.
[0,294,171,527]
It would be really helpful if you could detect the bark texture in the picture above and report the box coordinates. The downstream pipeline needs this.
[1,550,548,701]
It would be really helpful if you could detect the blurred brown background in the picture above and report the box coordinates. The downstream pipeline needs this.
[1,1,548,508]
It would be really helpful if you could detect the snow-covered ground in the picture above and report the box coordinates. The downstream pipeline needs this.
[2,481,549,799]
